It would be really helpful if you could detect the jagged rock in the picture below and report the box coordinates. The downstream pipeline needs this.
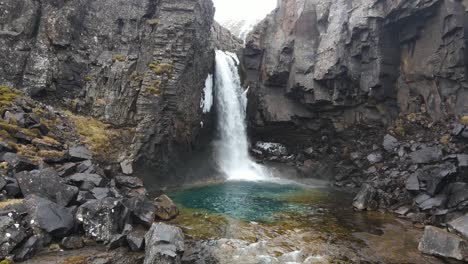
[116,176,144,189]
[25,195,75,237]
[457,154,468,167]
[154,195,179,221]
[91,187,112,200]
[108,234,127,250]
[0,141,15,153]
[4,179,21,197]
[2,153,37,172]
[452,124,465,136]
[127,227,146,252]
[418,195,447,211]
[124,195,156,226]
[76,198,127,243]
[353,184,378,211]
[383,134,399,152]
[56,162,77,177]
[0,216,28,257]
[410,146,443,164]
[419,226,468,261]
[144,223,184,264]
[448,187,468,209]
[366,152,383,164]
[67,173,105,187]
[16,169,79,206]
[448,214,468,240]
[120,160,133,175]
[13,236,41,262]
[417,163,457,196]
[60,236,84,250]
[76,191,95,204]
[68,146,92,161]
[405,172,420,191]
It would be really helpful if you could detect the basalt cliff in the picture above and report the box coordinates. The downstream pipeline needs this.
[243,0,468,261]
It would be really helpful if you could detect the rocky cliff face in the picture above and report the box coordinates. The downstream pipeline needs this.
[244,0,468,138]
[0,0,238,175]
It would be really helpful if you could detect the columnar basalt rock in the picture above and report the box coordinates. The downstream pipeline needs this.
[0,0,240,175]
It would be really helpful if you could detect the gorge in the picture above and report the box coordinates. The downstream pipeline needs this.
[0,0,468,263]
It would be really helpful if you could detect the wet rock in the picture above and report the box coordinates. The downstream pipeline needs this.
[68,145,92,161]
[419,226,468,261]
[418,195,447,211]
[67,173,105,187]
[116,176,144,189]
[253,142,288,157]
[2,153,37,172]
[448,214,468,240]
[366,152,383,164]
[13,236,41,262]
[410,146,443,164]
[120,160,133,175]
[76,198,127,243]
[144,223,184,264]
[124,195,156,226]
[127,227,146,251]
[353,184,378,210]
[154,195,179,221]
[16,169,79,206]
[417,163,457,196]
[0,216,28,257]
[60,236,84,250]
[383,134,399,152]
[25,195,74,237]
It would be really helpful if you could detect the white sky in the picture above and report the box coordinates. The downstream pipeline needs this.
[212,0,277,21]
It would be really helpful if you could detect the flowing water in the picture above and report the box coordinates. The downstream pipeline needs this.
[214,50,269,181]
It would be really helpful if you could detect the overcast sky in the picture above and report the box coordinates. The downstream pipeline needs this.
[212,0,277,21]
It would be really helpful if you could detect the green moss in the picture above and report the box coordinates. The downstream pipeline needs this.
[112,55,126,62]
[149,62,173,76]
[0,121,38,138]
[0,86,21,112]
[144,85,161,96]
[84,76,94,82]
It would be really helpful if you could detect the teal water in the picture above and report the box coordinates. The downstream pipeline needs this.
[171,181,315,222]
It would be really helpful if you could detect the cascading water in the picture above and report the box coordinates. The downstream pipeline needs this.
[214,50,269,181]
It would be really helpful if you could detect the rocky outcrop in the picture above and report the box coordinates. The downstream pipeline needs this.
[243,0,468,141]
[212,22,244,52]
[0,0,229,175]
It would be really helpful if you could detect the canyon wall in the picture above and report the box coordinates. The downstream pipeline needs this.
[0,0,239,174]
[243,0,468,144]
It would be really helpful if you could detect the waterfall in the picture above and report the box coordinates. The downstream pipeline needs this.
[214,50,269,181]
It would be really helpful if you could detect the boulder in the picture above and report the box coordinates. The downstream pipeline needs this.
[419,226,468,261]
[127,227,146,251]
[120,160,134,175]
[124,195,156,226]
[68,145,92,161]
[448,187,468,208]
[61,236,84,249]
[418,195,447,211]
[417,163,457,196]
[16,169,79,206]
[0,216,28,258]
[2,153,38,172]
[154,195,179,221]
[76,198,127,243]
[410,146,443,164]
[67,173,105,187]
[13,236,41,262]
[352,184,378,211]
[405,172,420,191]
[144,223,184,264]
[24,195,75,237]
[383,134,399,152]
[116,176,144,189]
[366,152,383,164]
[448,214,468,240]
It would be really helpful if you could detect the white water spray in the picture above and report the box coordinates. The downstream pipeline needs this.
[214,50,269,181]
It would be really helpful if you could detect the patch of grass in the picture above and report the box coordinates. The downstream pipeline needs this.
[0,86,21,112]
[32,136,62,149]
[440,134,451,145]
[112,55,126,62]
[66,112,118,155]
[38,150,66,162]
[84,76,94,82]
[461,116,468,126]
[144,85,161,96]
[95,98,106,106]
[0,121,38,138]
[0,199,23,209]
[149,62,173,76]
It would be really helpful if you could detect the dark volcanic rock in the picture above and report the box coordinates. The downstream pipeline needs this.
[68,145,92,161]
[383,134,399,152]
[13,236,42,262]
[2,153,37,172]
[448,214,468,240]
[419,226,468,261]
[410,146,443,164]
[0,216,28,258]
[116,176,144,189]
[353,184,378,211]
[76,198,127,243]
[124,195,156,226]
[25,195,75,237]
[60,236,84,250]
[67,173,105,187]
[127,227,146,252]
[144,223,184,264]
[417,163,457,196]
[16,168,79,206]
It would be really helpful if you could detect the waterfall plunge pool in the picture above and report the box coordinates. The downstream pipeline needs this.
[168,180,443,264]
